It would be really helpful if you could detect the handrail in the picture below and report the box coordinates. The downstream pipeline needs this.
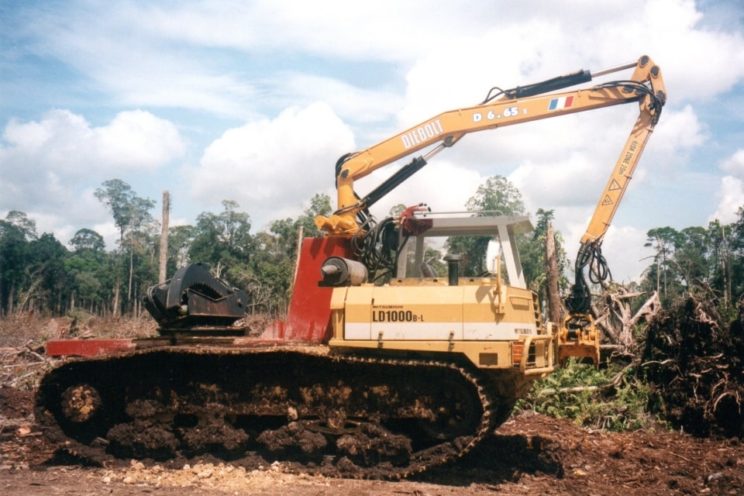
[519,334,556,375]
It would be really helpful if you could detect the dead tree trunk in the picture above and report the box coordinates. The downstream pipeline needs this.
[545,221,562,324]
[113,279,120,318]
[159,191,170,284]
[128,248,133,312]
[17,269,45,314]
[593,288,660,352]
[628,290,660,329]
[8,283,14,315]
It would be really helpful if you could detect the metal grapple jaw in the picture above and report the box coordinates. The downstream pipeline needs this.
[143,263,249,333]
[557,313,601,366]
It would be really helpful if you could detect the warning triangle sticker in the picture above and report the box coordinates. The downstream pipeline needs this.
[609,179,622,191]
[601,195,613,206]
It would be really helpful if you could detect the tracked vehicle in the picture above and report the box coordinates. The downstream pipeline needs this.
[36,56,665,478]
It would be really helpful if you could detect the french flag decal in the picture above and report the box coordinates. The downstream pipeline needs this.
[548,96,574,111]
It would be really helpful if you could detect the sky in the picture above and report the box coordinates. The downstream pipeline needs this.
[1,0,744,282]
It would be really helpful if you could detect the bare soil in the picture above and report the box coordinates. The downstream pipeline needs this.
[2,314,744,494]
[1,385,743,495]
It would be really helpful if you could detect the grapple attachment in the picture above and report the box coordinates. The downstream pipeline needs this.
[143,263,249,332]
[557,313,601,366]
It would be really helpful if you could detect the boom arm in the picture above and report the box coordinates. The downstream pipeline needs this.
[564,61,665,315]
[315,56,666,236]
[580,70,664,244]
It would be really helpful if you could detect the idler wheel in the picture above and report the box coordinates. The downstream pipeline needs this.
[61,384,102,423]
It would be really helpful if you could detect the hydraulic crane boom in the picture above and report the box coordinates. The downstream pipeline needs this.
[565,73,665,316]
[315,55,666,238]
[315,55,665,366]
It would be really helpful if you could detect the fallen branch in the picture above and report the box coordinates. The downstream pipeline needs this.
[629,291,660,328]
[1,362,46,369]
[538,385,600,397]
[22,343,51,364]
[10,370,39,387]
[613,291,645,300]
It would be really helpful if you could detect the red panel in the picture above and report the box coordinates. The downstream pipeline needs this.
[46,339,135,357]
[284,237,351,343]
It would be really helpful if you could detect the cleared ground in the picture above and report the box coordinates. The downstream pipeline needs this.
[2,386,743,495]
[2,314,743,494]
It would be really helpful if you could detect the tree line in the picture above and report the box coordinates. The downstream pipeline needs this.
[0,179,330,318]
[0,176,742,319]
[638,219,744,309]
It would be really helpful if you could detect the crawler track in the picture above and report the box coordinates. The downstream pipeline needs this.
[36,346,509,479]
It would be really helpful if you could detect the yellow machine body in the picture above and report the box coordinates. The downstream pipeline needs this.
[329,277,555,375]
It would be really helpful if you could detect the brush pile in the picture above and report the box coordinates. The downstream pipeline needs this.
[641,296,744,437]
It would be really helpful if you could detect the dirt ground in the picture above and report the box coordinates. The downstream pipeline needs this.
[1,386,743,496]
[1,315,743,495]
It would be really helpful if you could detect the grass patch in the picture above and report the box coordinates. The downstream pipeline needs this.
[516,360,660,431]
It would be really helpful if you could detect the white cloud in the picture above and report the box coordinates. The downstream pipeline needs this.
[2,190,117,249]
[190,103,355,224]
[364,160,485,219]
[394,0,744,129]
[710,176,744,224]
[591,0,744,101]
[24,0,744,118]
[90,221,120,252]
[134,1,491,62]
[0,110,184,237]
[647,105,705,161]
[510,154,603,210]
[596,224,653,284]
[25,4,257,118]
[1,109,184,175]
[559,210,652,283]
[273,73,404,125]
[709,149,744,223]
[721,149,744,178]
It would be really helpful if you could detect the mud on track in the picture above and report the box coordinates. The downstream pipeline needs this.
[34,349,498,479]
[2,386,744,495]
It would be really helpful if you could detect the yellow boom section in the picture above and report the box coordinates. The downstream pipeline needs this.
[316,55,665,236]
[580,94,658,244]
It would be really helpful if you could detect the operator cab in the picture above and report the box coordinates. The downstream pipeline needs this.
[394,210,533,289]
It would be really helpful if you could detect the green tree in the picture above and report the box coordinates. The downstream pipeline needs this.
[298,193,332,238]
[729,207,744,301]
[94,180,152,243]
[249,230,295,313]
[674,226,710,289]
[95,179,156,314]
[166,225,196,275]
[18,233,69,313]
[636,216,742,310]
[465,176,526,214]
[642,226,680,302]
[0,212,34,314]
[189,200,254,279]
[65,250,106,312]
[519,209,569,304]
[5,210,38,240]
[70,228,105,252]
